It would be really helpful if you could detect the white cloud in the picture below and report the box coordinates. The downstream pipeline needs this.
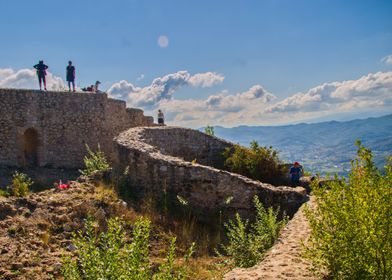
[0,68,65,90]
[381,55,392,65]
[107,70,224,107]
[156,85,276,126]
[265,72,392,114]
[188,72,224,87]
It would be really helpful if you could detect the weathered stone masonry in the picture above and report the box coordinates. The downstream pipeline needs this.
[115,127,307,220]
[0,88,153,168]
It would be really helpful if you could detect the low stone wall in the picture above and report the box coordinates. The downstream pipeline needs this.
[115,127,307,220]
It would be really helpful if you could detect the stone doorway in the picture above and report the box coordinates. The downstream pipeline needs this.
[23,128,39,167]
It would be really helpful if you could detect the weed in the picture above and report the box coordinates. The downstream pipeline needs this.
[62,216,195,279]
[8,171,33,197]
[221,195,287,268]
[204,125,215,136]
[79,144,110,176]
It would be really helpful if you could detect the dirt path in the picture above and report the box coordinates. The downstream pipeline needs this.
[224,197,318,280]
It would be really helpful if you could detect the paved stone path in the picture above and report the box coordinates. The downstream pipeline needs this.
[224,197,319,280]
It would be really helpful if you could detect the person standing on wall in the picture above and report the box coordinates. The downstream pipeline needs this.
[290,161,303,186]
[33,60,48,90]
[66,61,76,92]
[158,109,164,125]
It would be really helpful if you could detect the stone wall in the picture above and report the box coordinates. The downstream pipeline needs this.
[115,127,307,220]
[0,88,153,168]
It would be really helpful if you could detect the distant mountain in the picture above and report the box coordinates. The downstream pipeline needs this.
[205,114,392,176]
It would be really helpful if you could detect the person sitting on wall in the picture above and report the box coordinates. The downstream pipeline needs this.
[33,60,48,91]
[158,109,164,125]
[66,61,76,92]
[290,161,303,186]
[81,85,94,92]
[82,81,101,93]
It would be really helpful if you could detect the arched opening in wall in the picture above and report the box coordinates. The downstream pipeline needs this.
[23,128,39,167]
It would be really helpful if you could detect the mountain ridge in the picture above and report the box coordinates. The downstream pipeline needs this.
[204,114,392,176]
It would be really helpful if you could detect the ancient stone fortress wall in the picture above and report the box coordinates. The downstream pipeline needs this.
[115,127,307,220]
[0,88,153,168]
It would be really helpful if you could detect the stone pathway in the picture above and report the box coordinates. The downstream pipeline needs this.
[224,197,318,280]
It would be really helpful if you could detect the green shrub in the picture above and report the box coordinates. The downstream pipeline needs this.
[8,171,33,197]
[62,216,195,279]
[222,140,284,184]
[80,144,110,176]
[0,189,10,197]
[221,196,287,268]
[204,125,215,136]
[305,141,392,279]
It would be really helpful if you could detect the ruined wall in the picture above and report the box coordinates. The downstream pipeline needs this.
[115,127,307,220]
[0,88,153,168]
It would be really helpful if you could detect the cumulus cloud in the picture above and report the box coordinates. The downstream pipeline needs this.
[0,68,65,90]
[188,72,224,87]
[156,85,277,126]
[107,71,224,107]
[381,55,392,65]
[265,72,392,114]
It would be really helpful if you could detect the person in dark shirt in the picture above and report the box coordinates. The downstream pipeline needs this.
[33,60,48,90]
[290,161,303,186]
[66,61,76,92]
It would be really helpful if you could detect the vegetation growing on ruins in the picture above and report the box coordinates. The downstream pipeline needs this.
[62,216,195,279]
[305,141,392,279]
[80,144,110,176]
[222,140,284,184]
[221,195,287,268]
[204,125,215,136]
[6,171,33,197]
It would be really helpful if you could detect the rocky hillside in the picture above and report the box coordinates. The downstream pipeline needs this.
[0,180,131,279]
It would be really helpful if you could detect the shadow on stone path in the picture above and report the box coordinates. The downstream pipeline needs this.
[224,197,319,280]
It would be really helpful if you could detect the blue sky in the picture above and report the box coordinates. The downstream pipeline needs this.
[1,0,392,127]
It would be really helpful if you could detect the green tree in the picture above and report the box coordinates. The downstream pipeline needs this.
[305,141,392,279]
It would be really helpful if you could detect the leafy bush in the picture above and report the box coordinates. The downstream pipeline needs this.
[80,144,110,176]
[8,171,33,197]
[305,141,392,279]
[222,196,287,268]
[222,140,284,184]
[62,216,195,279]
[204,125,215,136]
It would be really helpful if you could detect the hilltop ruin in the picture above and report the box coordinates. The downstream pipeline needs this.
[0,88,306,219]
